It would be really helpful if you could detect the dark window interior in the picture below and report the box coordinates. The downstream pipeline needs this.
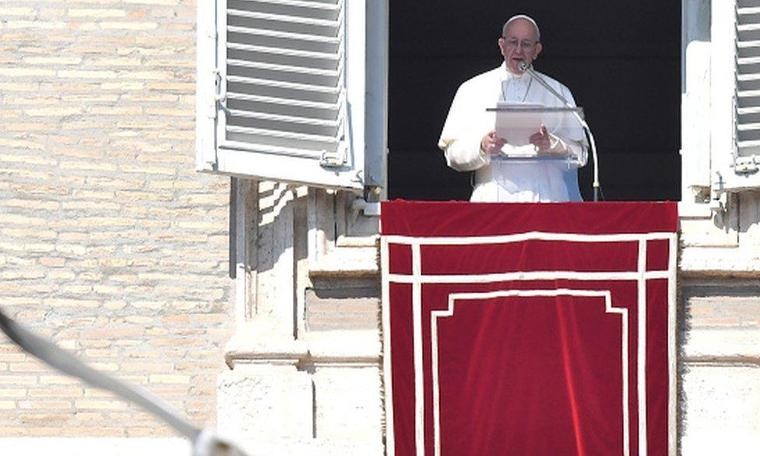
[388,1,681,201]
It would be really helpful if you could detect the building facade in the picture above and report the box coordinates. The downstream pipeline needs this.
[679,0,760,452]
[0,0,758,454]
[0,0,232,452]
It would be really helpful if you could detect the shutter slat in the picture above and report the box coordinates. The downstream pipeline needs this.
[220,140,325,160]
[227,65,340,89]
[736,89,760,96]
[226,110,341,138]
[227,76,339,105]
[225,126,339,151]
[226,109,340,128]
[737,56,760,64]
[738,23,760,31]
[199,0,364,190]
[226,75,339,94]
[228,42,337,60]
[736,1,760,156]
[227,0,342,14]
[227,46,340,72]
[228,125,338,145]
[224,0,344,147]
[226,126,338,145]
[227,26,340,45]
[227,59,340,79]
[230,0,341,12]
[228,10,342,39]
[227,92,339,111]
[228,9,340,28]
[221,0,350,174]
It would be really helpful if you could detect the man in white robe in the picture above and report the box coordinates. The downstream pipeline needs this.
[438,15,587,202]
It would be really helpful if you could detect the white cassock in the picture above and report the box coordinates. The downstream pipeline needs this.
[439,62,587,202]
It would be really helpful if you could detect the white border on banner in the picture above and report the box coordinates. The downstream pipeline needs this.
[430,289,629,456]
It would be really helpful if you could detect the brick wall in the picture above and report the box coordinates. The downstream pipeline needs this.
[0,0,233,436]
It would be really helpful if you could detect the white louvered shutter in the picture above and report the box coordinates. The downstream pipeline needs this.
[197,0,386,190]
[724,0,760,190]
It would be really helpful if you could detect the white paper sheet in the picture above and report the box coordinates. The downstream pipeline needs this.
[494,102,544,147]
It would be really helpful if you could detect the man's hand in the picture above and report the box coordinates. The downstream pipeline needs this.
[481,130,507,155]
[529,125,552,152]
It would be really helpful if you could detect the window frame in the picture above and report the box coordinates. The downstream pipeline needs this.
[713,0,760,192]
[196,0,387,192]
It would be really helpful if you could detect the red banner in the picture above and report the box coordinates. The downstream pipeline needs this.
[381,201,677,456]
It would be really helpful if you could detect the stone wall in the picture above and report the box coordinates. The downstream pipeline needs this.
[0,0,233,437]
[680,277,760,453]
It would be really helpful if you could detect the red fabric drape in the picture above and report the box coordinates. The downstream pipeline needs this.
[382,201,677,456]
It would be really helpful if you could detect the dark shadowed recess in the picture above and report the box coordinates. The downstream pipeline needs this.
[388,1,681,201]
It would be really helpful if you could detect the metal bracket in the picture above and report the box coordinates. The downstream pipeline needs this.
[709,171,728,215]
[319,145,348,168]
[351,197,381,217]
[709,192,727,214]
[212,68,227,114]
[733,154,760,175]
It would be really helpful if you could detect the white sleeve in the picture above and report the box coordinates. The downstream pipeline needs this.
[438,85,490,172]
[440,136,490,172]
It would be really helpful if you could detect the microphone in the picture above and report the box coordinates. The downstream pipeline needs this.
[519,61,601,201]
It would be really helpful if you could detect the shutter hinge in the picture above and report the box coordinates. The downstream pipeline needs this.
[319,142,348,168]
[319,150,346,168]
[211,68,227,119]
[733,155,760,175]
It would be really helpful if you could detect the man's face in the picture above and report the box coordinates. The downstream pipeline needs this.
[498,19,543,74]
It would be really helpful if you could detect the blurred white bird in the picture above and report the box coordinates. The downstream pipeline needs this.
[0,308,248,456]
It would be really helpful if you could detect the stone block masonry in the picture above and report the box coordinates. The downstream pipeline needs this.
[0,0,234,437]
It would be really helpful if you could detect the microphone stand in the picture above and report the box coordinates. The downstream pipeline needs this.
[520,63,601,201]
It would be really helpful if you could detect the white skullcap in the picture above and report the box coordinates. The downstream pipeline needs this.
[503,14,541,41]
